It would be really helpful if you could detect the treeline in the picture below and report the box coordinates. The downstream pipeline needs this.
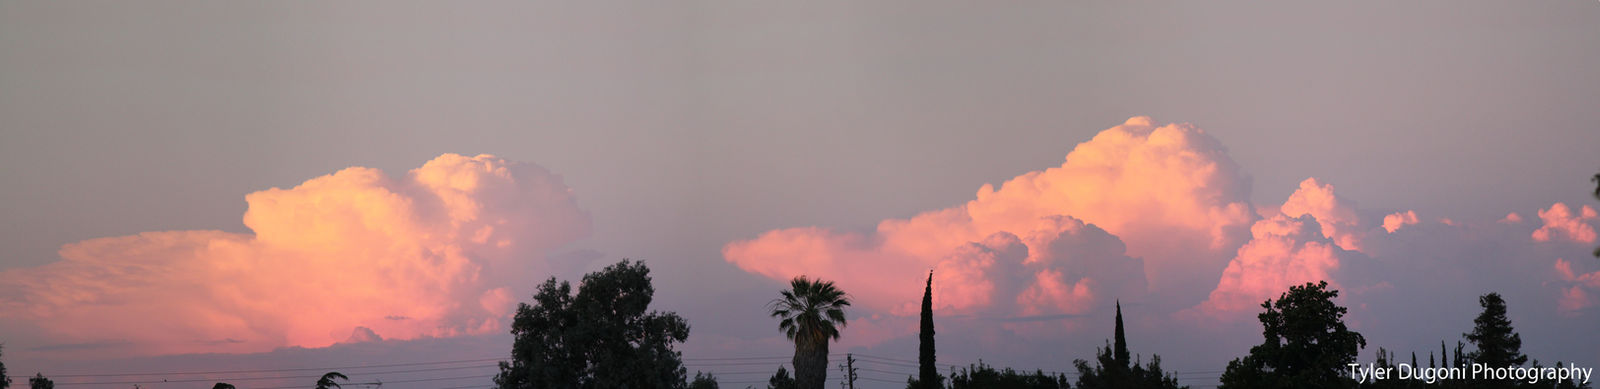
[1,262,1593,389]
[481,260,1590,389]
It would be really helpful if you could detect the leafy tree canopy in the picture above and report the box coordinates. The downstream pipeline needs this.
[1220,281,1366,389]
[948,361,1070,389]
[495,260,691,389]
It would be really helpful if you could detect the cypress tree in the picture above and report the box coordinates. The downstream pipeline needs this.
[917,270,942,389]
[1113,300,1129,368]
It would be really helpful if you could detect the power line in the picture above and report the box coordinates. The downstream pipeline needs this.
[59,364,500,386]
[50,356,506,378]
[252,373,498,389]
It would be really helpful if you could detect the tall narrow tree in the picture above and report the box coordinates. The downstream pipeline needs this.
[770,276,851,389]
[1113,301,1129,369]
[911,270,942,389]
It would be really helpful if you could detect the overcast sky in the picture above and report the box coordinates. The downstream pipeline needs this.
[2,1,1598,388]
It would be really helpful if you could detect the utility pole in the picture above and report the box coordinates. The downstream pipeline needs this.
[839,353,856,389]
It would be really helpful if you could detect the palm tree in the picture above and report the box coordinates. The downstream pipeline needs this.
[769,276,851,389]
[315,372,348,389]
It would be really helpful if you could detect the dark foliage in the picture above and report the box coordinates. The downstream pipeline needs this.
[1219,281,1366,389]
[25,374,48,389]
[211,383,237,389]
[767,366,798,389]
[1,344,9,389]
[1464,293,1527,369]
[948,361,1071,389]
[689,371,719,389]
[770,276,851,389]
[1073,301,1185,389]
[316,371,348,389]
[908,271,943,389]
[495,260,691,389]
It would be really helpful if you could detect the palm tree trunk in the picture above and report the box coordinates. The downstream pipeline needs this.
[793,338,830,389]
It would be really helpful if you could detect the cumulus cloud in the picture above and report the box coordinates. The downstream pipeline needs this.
[1280,178,1366,251]
[724,117,1253,338]
[1383,211,1419,233]
[1554,258,1600,313]
[1189,213,1354,317]
[1532,203,1597,243]
[0,154,590,355]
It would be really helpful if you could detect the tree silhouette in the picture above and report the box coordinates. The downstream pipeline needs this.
[947,361,1070,389]
[1463,293,1527,368]
[1074,301,1185,389]
[689,371,719,389]
[1220,281,1366,389]
[769,276,851,389]
[25,374,48,389]
[1,344,10,389]
[1593,170,1599,258]
[314,372,348,389]
[211,383,236,389]
[495,259,691,389]
[767,366,798,389]
[907,270,942,389]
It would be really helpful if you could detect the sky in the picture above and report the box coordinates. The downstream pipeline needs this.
[1,1,1598,388]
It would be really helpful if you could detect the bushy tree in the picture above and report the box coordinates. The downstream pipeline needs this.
[1219,281,1366,389]
[947,361,1070,389]
[495,260,691,389]
[770,276,850,389]
[211,384,236,389]
[25,374,48,389]
[689,371,719,389]
[1463,293,1526,369]
[1073,301,1185,389]
[908,271,943,389]
[767,366,798,389]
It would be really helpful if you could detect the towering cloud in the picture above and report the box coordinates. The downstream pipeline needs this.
[0,154,590,355]
[724,117,1254,327]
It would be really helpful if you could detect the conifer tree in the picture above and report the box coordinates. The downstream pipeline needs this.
[911,270,943,389]
[1463,293,1526,368]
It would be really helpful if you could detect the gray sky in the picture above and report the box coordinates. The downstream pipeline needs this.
[2,1,1599,388]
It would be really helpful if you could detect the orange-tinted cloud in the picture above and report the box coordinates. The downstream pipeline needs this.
[1554,258,1600,313]
[724,117,1253,329]
[1383,210,1419,233]
[1186,178,1379,319]
[1280,178,1366,251]
[1189,213,1348,317]
[1532,203,1597,243]
[0,154,590,355]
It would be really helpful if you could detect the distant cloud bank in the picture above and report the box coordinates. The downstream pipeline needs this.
[724,117,1600,347]
[0,154,590,355]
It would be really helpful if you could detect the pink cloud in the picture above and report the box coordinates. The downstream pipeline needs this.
[1383,211,1419,233]
[0,154,590,355]
[1189,213,1348,318]
[1280,178,1366,250]
[1554,258,1600,313]
[1500,212,1524,224]
[1532,203,1598,243]
[724,117,1256,330]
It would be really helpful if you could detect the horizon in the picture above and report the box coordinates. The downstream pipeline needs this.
[2,1,1599,388]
